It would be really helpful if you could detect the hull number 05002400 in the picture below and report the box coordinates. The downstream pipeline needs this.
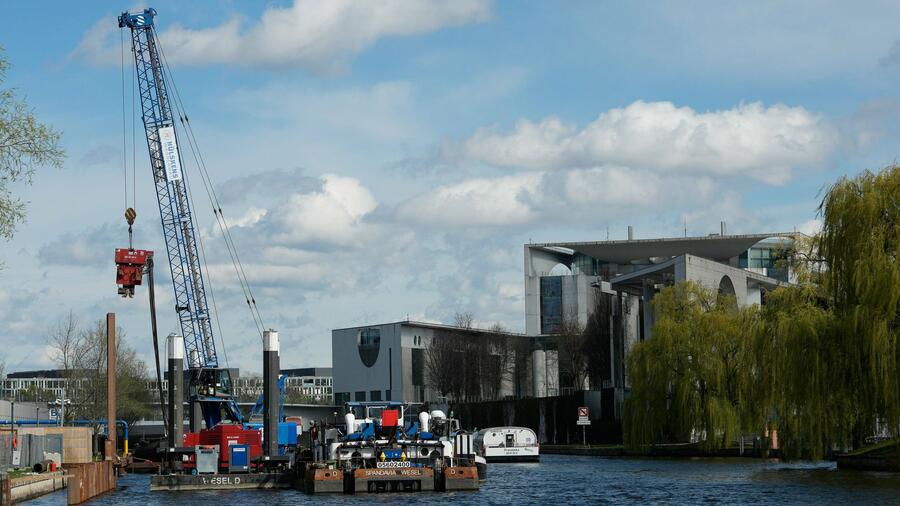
[376,461,412,469]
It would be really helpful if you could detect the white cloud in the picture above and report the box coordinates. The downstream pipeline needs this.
[563,166,715,207]
[459,101,836,185]
[797,218,823,236]
[397,173,543,227]
[75,0,492,71]
[270,174,378,247]
[395,165,723,228]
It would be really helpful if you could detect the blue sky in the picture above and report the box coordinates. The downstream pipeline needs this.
[2,1,900,374]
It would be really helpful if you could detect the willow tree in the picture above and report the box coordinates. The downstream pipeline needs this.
[624,282,756,451]
[746,285,838,460]
[748,165,900,460]
[817,166,900,449]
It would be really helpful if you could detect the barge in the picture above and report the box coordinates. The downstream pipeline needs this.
[305,401,481,494]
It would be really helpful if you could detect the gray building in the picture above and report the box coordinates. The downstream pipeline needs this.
[332,321,528,405]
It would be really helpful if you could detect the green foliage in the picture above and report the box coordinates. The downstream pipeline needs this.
[623,165,900,460]
[748,285,838,460]
[624,282,755,451]
[0,47,65,240]
[816,166,900,450]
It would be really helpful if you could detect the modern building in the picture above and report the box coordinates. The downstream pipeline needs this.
[329,227,795,417]
[233,368,333,402]
[1,370,87,401]
[524,227,794,415]
[332,321,529,405]
[147,367,333,404]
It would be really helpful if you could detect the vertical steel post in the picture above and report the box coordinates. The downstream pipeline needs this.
[106,313,117,457]
[263,329,280,457]
[167,334,184,449]
[189,350,202,433]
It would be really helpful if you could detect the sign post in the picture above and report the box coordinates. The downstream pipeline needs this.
[577,406,591,446]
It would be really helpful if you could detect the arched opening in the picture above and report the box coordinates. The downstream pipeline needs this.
[717,275,738,309]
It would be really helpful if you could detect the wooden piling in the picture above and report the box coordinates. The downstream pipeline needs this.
[106,313,116,459]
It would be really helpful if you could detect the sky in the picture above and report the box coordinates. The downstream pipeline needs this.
[2,0,900,375]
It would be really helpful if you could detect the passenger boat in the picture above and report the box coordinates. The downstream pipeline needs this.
[473,427,540,462]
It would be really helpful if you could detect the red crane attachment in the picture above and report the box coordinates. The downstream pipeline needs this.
[115,248,152,298]
[115,207,153,297]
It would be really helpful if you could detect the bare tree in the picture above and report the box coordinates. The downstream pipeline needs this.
[47,315,151,425]
[425,330,462,399]
[454,312,474,330]
[48,311,80,373]
[583,292,613,389]
[555,315,589,391]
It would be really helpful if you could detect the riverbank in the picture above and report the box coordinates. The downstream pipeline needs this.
[542,443,777,459]
[836,440,900,472]
[3,470,67,503]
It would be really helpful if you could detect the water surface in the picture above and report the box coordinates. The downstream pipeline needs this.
[30,455,900,504]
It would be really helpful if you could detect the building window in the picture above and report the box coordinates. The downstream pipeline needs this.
[385,389,391,401]
[370,390,382,401]
[357,328,381,367]
[540,276,563,334]
[334,392,349,404]
[411,348,424,387]
[355,391,366,401]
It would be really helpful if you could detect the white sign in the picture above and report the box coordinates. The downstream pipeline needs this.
[50,408,58,420]
[578,406,589,422]
[159,126,182,182]
[376,461,411,469]
[577,420,591,426]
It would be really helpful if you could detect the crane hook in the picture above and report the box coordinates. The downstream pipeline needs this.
[125,207,136,250]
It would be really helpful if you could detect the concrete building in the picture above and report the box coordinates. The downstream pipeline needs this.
[332,321,529,405]
[329,228,794,418]
[524,229,794,413]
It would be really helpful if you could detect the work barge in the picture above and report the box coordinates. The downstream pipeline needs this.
[151,326,481,494]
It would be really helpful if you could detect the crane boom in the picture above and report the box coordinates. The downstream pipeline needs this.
[118,8,217,369]
[119,8,242,427]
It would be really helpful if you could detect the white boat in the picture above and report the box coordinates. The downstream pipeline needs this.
[474,427,540,462]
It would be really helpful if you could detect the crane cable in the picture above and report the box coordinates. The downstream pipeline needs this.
[152,27,267,341]
[121,31,138,245]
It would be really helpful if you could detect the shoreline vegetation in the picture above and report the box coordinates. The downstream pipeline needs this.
[621,166,900,470]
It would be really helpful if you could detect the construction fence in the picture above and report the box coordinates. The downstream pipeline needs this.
[0,432,63,470]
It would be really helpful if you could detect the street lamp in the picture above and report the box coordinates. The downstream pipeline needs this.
[49,390,72,427]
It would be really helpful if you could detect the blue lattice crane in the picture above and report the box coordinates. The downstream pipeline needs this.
[118,8,242,429]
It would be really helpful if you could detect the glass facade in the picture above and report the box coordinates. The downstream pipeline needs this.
[739,245,789,282]
[411,348,424,386]
[540,276,563,334]
[357,328,381,367]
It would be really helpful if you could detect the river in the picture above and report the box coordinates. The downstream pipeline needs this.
[28,455,900,504]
